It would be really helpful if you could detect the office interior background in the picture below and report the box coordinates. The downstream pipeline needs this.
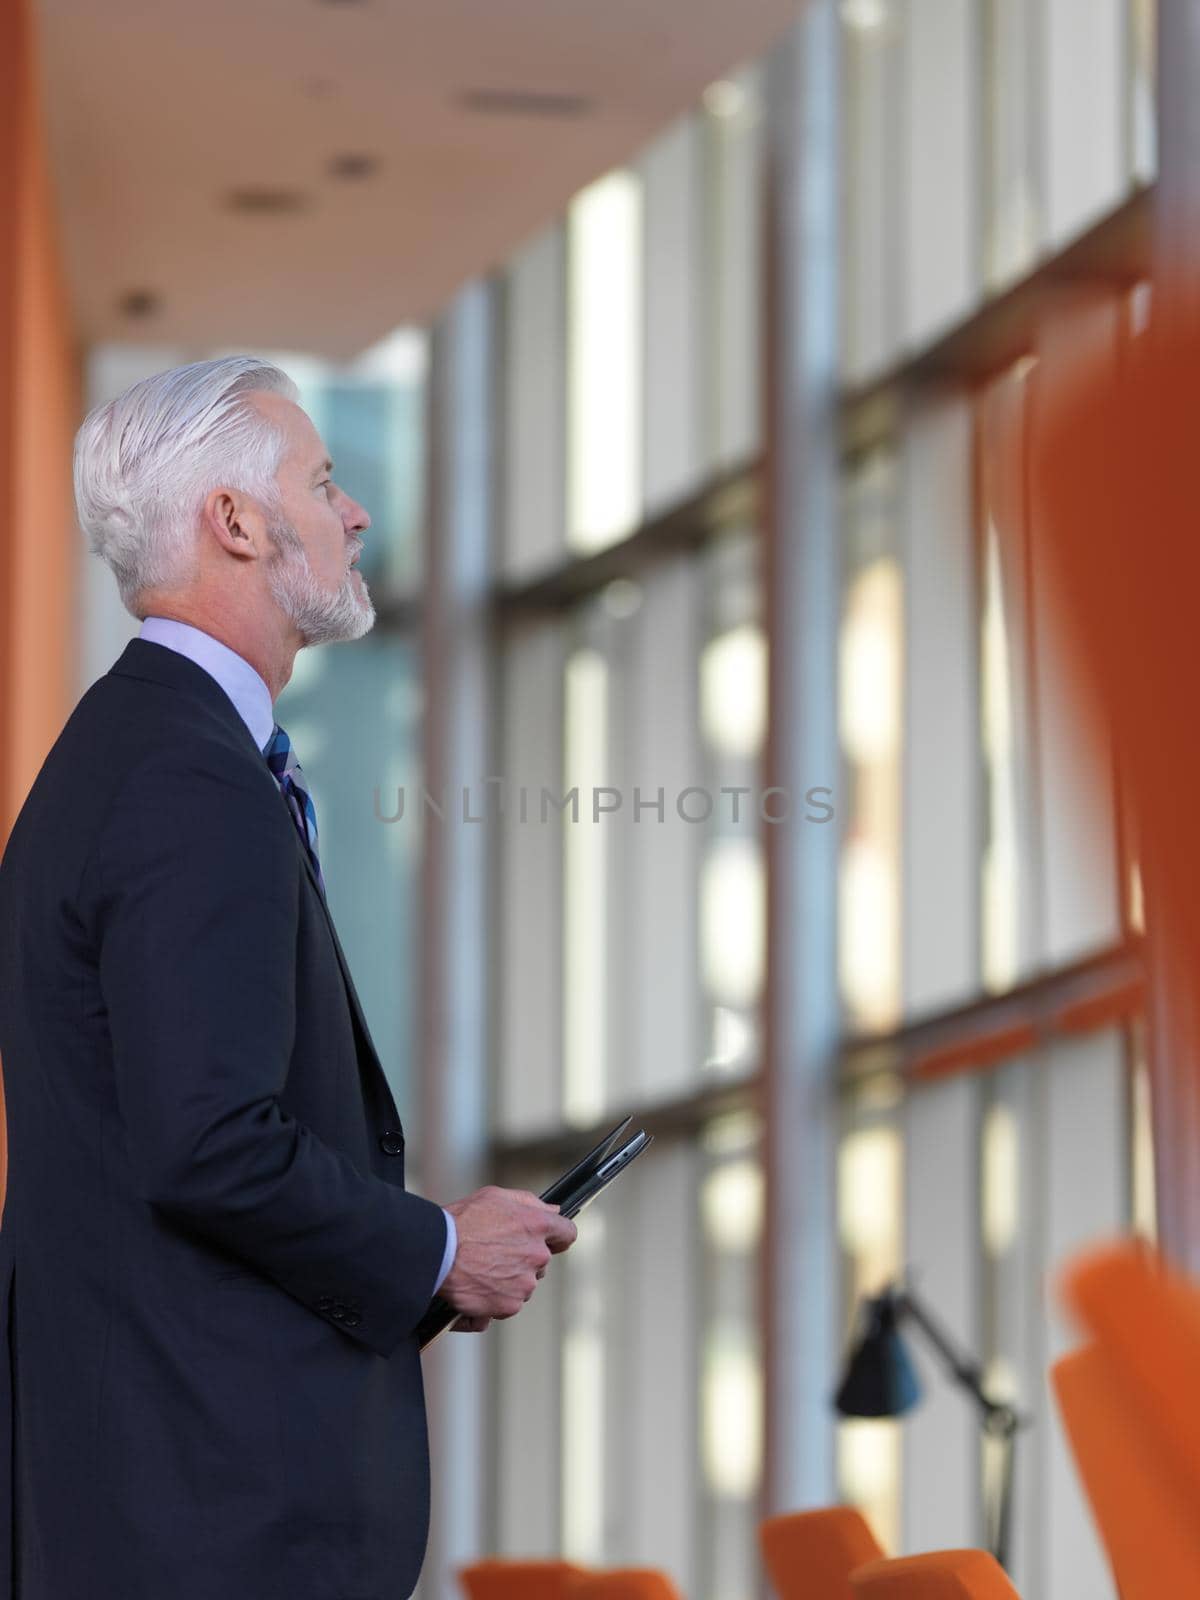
[0,0,1170,1596]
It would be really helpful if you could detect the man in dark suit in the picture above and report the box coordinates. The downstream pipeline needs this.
[0,356,575,1599]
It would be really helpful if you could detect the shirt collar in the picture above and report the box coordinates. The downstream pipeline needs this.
[138,616,276,753]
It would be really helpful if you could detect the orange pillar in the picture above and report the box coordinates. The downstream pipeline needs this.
[1,0,81,843]
[0,0,82,1217]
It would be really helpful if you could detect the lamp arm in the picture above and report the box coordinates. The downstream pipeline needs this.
[893,1287,1019,1435]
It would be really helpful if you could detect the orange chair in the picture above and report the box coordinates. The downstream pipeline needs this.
[1060,1242,1200,1507]
[1051,1342,1200,1597]
[849,1550,1020,1598]
[458,1559,590,1599]
[760,1507,884,1599]
[568,1572,683,1600]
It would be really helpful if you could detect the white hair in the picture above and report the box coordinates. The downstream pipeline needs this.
[74,355,300,615]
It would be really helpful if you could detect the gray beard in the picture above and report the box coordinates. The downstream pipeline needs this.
[265,516,375,646]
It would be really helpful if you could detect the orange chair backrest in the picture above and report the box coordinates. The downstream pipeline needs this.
[458,1559,590,1599]
[1060,1241,1200,1504]
[568,1571,683,1600]
[760,1506,885,1599]
[1051,1344,1200,1600]
[849,1550,1020,1599]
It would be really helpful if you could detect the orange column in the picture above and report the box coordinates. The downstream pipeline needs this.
[2,0,81,843]
[0,0,82,1217]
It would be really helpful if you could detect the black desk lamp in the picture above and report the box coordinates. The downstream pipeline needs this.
[834,1281,1025,1572]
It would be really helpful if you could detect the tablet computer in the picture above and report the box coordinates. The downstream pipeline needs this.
[417,1116,653,1350]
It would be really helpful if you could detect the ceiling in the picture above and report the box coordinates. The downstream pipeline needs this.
[37,0,798,359]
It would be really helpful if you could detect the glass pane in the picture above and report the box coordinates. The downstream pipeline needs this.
[503,225,567,581]
[977,1059,1039,1591]
[841,1,902,380]
[1041,1029,1129,1598]
[699,535,766,1077]
[702,62,765,470]
[562,645,610,1124]
[901,398,979,1017]
[837,1082,904,1553]
[901,0,978,347]
[274,632,423,1118]
[346,326,429,595]
[983,0,1041,289]
[839,451,903,1033]
[620,564,704,1105]
[236,333,428,599]
[1129,0,1157,183]
[698,1112,764,1600]
[641,114,705,516]
[561,1212,608,1563]
[1042,0,1125,247]
[494,1160,564,1555]
[980,521,1022,992]
[978,360,1040,992]
[497,621,568,1137]
[567,171,643,554]
[1129,1017,1157,1242]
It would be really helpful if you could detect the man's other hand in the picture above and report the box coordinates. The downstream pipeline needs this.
[440,1187,578,1321]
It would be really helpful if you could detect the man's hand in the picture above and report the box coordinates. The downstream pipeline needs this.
[440,1186,577,1323]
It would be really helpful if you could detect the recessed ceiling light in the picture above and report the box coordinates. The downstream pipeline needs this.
[225,187,311,215]
[328,152,380,181]
[459,88,591,119]
[118,289,161,319]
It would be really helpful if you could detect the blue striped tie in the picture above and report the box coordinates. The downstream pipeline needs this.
[264,723,326,898]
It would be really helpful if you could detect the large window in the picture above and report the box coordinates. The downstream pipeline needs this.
[842,0,1155,380]
[272,331,430,1119]
[834,283,1149,1596]
[485,63,768,1600]
[421,7,1159,1598]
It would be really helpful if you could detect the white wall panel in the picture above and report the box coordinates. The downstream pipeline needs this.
[503,226,566,581]
[604,1143,699,1591]
[626,564,703,1103]
[1041,0,1126,246]
[1039,1031,1126,1600]
[902,1074,981,1553]
[902,395,979,1016]
[494,1236,565,1556]
[842,14,902,380]
[640,117,705,518]
[707,61,764,470]
[497,623,566,1136]
[903,0,980,348]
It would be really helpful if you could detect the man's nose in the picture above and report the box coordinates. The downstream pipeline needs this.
[344,496,370,534]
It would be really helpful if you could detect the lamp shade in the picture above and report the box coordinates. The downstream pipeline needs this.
[835,1292,922,1419]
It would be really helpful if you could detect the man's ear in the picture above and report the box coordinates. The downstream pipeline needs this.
[201,486,267,562]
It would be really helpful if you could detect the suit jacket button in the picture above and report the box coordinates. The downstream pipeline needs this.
[343,1311,363,1329]
[379,1130,405,1156]
[316,1295,334,1312]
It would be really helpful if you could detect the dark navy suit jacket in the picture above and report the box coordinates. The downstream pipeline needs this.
[0,638,448,1599]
